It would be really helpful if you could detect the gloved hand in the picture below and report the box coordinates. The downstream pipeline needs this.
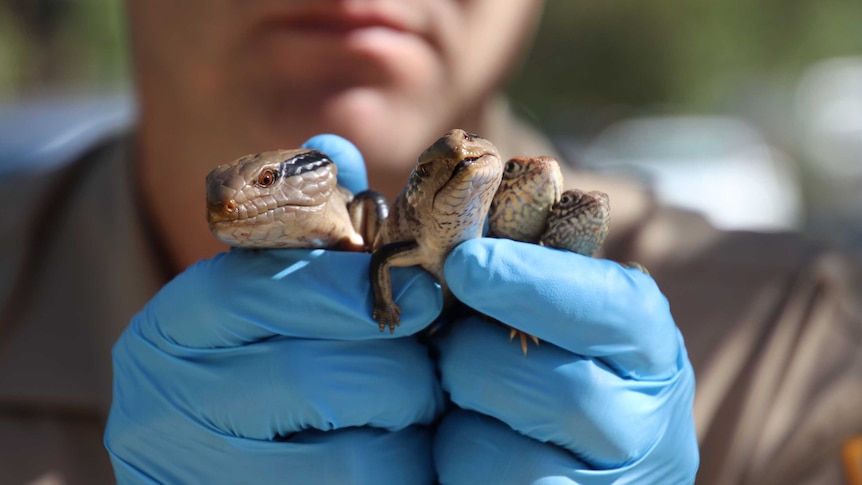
[433,239,699,484]
[104,135,445,484]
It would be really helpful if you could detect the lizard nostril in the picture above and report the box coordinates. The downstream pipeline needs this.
[205,198,238,224]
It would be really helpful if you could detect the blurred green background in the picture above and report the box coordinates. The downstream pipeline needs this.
[0,0,127,97]
[1,0,861,248]
[516,1,862,123]
[2,1,860,119]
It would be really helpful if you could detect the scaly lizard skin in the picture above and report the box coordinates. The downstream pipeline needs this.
[488,156,564,242]
[370,129,504,332]
[540,189,611,256]
[541,188,649,276]
[206,149,386,251]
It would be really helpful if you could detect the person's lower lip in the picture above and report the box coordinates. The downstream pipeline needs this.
[264,21,420,45]
[278,20,409,36]
[344,26,421,48]
[277,25,426,68]
[258,6,415,36]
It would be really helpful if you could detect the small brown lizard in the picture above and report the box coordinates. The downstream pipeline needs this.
[487,156,564,352]
[205,148,385,251]
[540,189,611,256]
[369,129,504,332]
[488,156,564,242]
[488,163,618,354]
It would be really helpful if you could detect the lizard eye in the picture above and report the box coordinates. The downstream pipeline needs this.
[257,169,278,187]
[415,164,431,177]
[504,160,522,176]
[559,193,574,206]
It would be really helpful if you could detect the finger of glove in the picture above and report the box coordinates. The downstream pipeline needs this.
[302,134,368,193]
[111,328,443,439]
[434,410,697,485]
[435,316,696,470]
[445,238,678,379]
[108,418,435,485]
[147,248,442,348]
[434,410,589,485]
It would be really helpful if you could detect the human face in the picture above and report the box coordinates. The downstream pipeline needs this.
[129,0,544,186]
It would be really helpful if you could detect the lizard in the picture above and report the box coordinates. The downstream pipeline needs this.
[489,163,631,354]
[487,155,564,353]
[369,128,505,332]
[541,189,648,273]
[540,189,610,256]
[487,156,564,242]
[206,148,387,251]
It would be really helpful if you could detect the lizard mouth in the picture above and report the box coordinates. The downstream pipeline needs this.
[432,152,497,207]
[207,198,326,226]
[208,200,329,247]
[445,152,495,184]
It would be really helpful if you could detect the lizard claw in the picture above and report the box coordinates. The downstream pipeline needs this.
[508,327,540,356]
[373,304,401,333]
[623,261,650,275]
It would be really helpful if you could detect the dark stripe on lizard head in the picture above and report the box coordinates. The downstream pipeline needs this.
[281,150,334,178]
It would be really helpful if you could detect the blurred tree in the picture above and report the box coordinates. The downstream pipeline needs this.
[508,0,862,132]
[0,0,127,100]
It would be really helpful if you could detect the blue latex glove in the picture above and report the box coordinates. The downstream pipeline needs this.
[433,239,699,484]
[104,135,445,484]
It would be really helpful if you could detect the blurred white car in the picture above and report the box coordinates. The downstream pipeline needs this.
[578,115,803,231]
[796,56,862,179]
[794,56,862,251]
[0,93,135,175]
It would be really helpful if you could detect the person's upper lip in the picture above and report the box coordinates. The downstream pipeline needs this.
[252,3,421,36]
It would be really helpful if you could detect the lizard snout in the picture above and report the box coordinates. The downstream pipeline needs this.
[206,197,238,223]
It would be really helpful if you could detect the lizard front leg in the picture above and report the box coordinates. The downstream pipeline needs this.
[369,240,425,332]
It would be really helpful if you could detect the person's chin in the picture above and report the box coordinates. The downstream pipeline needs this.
[319,87,456,164]
[239,82,443,162]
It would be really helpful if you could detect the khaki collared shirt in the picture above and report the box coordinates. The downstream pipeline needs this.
[2,123,861,484]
